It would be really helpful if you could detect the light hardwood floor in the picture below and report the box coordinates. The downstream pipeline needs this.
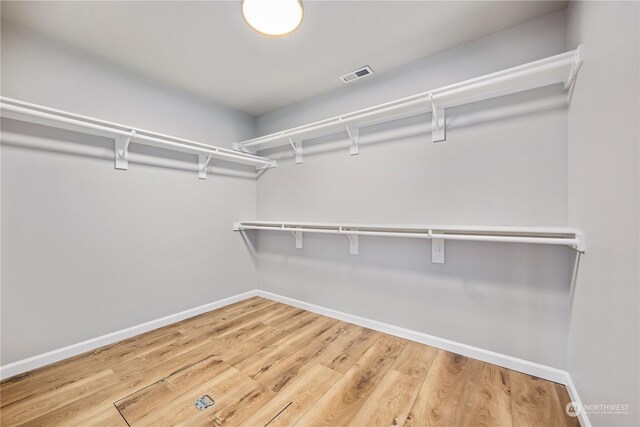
[0,297,580,426]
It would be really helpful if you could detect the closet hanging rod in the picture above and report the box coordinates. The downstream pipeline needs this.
[234,45,584,152]
[235,224,582,247]
[235,220,582,235]
[234,221,585,263]
[0,97,277,171]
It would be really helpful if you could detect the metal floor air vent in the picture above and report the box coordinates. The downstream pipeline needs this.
[340,66,374,83]
[195,395,215,411]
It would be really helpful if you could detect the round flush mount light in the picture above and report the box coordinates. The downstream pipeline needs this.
[242,0,304,37]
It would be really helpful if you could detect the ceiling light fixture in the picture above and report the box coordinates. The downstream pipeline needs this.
[241,0,304,37]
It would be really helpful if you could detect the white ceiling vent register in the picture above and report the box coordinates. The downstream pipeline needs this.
[340,66,374,83]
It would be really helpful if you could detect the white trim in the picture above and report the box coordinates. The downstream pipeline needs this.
[564,372,592,427]
[257,290,569,384]
[0,290,258,380]
[2,286,585,423]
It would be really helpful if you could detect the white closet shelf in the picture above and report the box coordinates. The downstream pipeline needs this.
[234,221,585,264]
[234,46,584,157]
[0,97,277,178]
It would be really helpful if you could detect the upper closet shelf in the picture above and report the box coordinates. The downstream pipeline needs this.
[0,97,277,179]
[234,221,585,264]
[234,46,584,160]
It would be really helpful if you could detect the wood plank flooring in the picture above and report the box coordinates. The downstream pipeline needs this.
[0,297,579,426]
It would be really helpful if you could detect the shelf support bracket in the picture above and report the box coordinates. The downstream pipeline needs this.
[430,95,446,142]
[429,230,445,264]
[565,44,585,89]
[289,137,302,164]
[198,154,213,179]
[256,161,277,171]
[233,143,256,154]
[346,125,359,156]
[347,233,359,255]
[114,130,135,170]
[574,231,586,253]
[290,229,303,249]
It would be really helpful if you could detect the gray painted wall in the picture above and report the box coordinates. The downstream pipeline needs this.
[0,23,258,364]
[2,5,638,421]
[254,11,573,369]
[567,2,640,426]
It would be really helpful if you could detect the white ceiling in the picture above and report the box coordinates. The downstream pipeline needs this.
[2,1,567,116]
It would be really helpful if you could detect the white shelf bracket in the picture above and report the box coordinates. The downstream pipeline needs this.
[289,229,303,249]
[574,231,586,253]
[114,130,135,170]
[565,44,585,89]
[346,125,359,156]
[347,233,359,255]
[198,154,213,179]
[233,143,256,154]
[289,137,302,164]
[429,230,445,264]
[256,161,277,171]
[430,95,446,142]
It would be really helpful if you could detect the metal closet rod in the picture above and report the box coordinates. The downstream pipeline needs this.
[234,223,585,251]
[0,97,276,169]
[235,46,584,151]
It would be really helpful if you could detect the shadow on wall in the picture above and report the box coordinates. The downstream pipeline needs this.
[0,118,258,180]
[239,229,259,268]
[568,251,582,314]
[251,228,574,368]
[249,229,574,301]
[259,85,567,162]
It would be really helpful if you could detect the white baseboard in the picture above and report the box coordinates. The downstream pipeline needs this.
[257,290,569,385]
[3,287,587,427]
[564,372,592,427]
[0,290,258,380]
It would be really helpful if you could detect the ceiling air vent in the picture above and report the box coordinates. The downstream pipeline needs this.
[340,66,374,84]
